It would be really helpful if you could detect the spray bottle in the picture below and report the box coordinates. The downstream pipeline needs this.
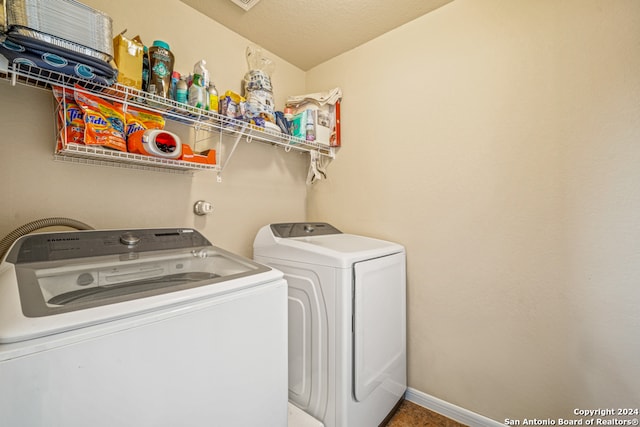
[188,60,209,110]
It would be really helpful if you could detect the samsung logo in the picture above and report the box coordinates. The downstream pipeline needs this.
[47,237,80,242]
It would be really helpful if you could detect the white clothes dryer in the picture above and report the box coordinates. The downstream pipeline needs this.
[254,223,407,427]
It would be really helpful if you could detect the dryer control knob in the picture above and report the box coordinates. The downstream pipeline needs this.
[304,224,315,233]
[120,232,141,246]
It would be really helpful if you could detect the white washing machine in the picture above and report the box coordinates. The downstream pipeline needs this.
[254,223,407,427]
[0,228,288,427]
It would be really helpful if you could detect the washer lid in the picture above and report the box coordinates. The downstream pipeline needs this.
[254,224,404,268]
[0,228,279,343]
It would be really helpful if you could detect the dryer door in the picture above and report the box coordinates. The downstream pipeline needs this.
[257,260,330,421]
[353,252,406,402]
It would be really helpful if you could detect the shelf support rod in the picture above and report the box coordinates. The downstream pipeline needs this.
[218,122,248,174]
[10,64,17,86]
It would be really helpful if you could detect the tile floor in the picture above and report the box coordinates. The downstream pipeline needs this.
[384,400,468,427]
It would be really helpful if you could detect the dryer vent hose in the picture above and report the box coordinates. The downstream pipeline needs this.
[0,217,95,261]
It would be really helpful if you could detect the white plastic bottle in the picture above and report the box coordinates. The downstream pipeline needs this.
[188,60,209,110]
[208,83,219,113]
[176,76,188,104]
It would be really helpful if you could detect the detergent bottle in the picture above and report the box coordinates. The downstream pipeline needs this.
[147,40,174,98]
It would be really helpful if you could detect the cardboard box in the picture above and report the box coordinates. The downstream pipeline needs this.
[180,145,216,165]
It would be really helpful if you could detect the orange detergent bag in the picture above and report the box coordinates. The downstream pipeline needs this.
[74,85,127,152]
[52,86,84,148]
[121,104,165,138]
[119,104,166,156]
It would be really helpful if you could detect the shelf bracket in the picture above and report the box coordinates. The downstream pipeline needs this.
[218,122,249,175]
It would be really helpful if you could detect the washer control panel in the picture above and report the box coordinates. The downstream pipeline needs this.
[6,228,211,264]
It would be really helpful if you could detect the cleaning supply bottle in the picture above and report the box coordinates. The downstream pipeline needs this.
[176,75,188,104]
[170,71,180,101]
[141,45,150,92]
[147,40,175,98]
[305,109,316,141]
[188,60,209,110]
[208,82,219,113]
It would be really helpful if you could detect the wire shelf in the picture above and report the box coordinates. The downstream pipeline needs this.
[0,63,337,176]
[54,143,218,174]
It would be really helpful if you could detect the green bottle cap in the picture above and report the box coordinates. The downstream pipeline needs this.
[152,40,170,51]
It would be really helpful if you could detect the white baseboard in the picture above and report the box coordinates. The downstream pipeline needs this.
[405,387,504,427]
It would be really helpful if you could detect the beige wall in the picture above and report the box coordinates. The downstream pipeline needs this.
[0,0,309,257]
[2,0,639,422]
[307,0,640,421]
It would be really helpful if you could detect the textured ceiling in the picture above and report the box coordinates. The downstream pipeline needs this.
[180,0,454,70]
